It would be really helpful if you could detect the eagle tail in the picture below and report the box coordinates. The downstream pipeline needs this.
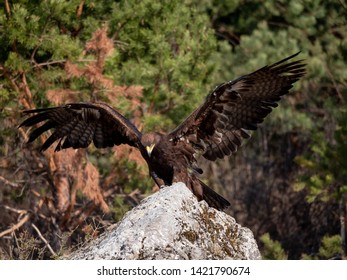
[199,179,231,211]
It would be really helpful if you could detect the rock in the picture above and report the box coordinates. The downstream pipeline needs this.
[66,182,261,260]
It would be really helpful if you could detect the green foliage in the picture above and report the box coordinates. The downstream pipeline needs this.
[302,235,343,259]
[4,51,30,72]
[295,106,347,203]
[260,233,288,260]
[0,88,13,110]
[112,196,131,221]
[0,1,92,108]
[267,105,314,136]
[260,232,343,260]
[294,99,347,258]
[106,0,218,129]
[319,235,344,259]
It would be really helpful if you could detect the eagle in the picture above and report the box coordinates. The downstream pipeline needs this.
[19,53,305,211]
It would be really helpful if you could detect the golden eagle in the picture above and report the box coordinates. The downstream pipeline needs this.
[19,53,305,211]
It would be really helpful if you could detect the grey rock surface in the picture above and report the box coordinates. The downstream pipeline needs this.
[67,182,261,260]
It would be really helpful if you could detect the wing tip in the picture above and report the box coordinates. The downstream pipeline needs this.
[270,51,306,68]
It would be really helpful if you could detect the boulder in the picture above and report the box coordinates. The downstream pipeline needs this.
[67,182,261,260]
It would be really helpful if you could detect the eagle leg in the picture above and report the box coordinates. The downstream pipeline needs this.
[150,171,166,189]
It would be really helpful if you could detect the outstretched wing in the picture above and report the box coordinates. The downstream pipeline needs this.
[169,52,306,161]
[19,102,142,152]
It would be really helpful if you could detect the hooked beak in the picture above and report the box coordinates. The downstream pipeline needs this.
[146,144,155,157]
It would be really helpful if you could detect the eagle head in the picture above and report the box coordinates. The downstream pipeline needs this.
[141,132,163,157]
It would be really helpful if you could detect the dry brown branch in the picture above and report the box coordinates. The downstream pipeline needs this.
[32,59,95,68]
[47,148,109,215]
[31,224,57,257]
[71,203,97,228]
[0,176,19,188]
[0,213,31,238]
[2,69,20,93]
[30,45,40,66]
[4,0,11,17]
[65,60,114,89]
[65,60,83,78]
[63,26,116,94]
[84,63,114,88]
[33,59,66,68]
[30,189,43,198]
[20,73,35,109]
[3,205,26,215]
[48,149,78,214]
[85,26,113,69]
[76,161,109,213]
[76,0,85,18]
[46,89,80,105]
[17,126,29,142]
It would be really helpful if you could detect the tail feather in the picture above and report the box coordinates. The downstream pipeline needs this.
[199,179,231,211]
